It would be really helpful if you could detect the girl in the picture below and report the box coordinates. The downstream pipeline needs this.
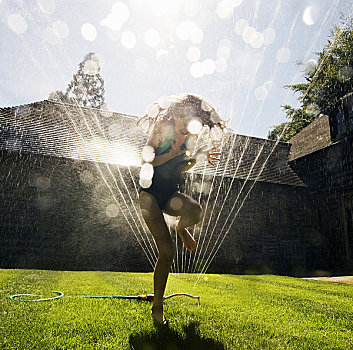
[138,94,227,324]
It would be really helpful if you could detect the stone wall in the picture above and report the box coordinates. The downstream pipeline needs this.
[0,149,151,272]
[290,132,353,274]
[0,149,323,276]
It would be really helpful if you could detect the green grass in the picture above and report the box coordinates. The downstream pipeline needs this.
[1,269,352,349]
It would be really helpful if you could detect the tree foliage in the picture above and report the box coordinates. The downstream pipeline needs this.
[49,52,105,109]
[268,15,353,141]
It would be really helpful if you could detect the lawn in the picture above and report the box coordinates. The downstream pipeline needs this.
[0,269,352,349]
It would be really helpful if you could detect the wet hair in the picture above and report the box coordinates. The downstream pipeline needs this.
[137,93,229,135]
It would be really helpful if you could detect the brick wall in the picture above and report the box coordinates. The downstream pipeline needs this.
[0,149,323,275]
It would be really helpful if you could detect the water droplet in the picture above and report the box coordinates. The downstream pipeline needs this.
[203,59,215,75]
[100,1,130,31]
[242,26,256,44]
[140,163,154,186]
[250,32,264,49]
[303,6,315,26]
[234,18,248,36]
[142,145,155,163]
[254,86,268,101]
[217,45,231,60]
[217,0,242,19]
[8,14,27,34]
[176,20,196,41]
[106,204,119,218]
[210,125,223,142]
[276,47,291,63]
[215,58,228,73]
[262,27,275,45]
[190,27,203,44]
[35,176,50,190]
[52,20,69,39]
[81,23,97,41]
[145,28,160,47]
[190,62,204,78]
[170,197,183,211]
[37,0,55,14]
[80,170,94,184]
[188,119,203,134]
[121,31,136,49]
[84,59,99,75]
[187,47,201,62]
[43,26,59,44]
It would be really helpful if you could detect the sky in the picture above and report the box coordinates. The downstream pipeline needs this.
[0,0,352,139]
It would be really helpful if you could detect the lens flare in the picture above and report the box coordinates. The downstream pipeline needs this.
[276,47,291,63]
[145,28,160,47]
[81,23,97,41]
[188,119,203,134]
[142,145,155,163]
[121,31,136,49]
[170,197,183,210]
[8,14,27,34]
[106,204,119,217]
[139,163,154,188]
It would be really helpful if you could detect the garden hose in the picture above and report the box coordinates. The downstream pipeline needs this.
[10,291,200,304]
[9,291,64,302]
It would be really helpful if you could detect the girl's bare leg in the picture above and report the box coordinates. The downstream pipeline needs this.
[139,191,175,323]
[163,192,202,251]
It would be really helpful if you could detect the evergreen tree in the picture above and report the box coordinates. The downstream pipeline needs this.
[49,52,105,109]
[268,15,353,141]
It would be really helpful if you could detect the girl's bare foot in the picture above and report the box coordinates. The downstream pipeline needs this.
[177,227,197,251]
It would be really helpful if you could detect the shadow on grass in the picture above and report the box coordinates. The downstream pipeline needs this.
[129,322,225,350]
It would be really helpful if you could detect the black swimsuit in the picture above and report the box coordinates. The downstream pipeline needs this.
[140,122,191,209]
[141,153,189,209]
